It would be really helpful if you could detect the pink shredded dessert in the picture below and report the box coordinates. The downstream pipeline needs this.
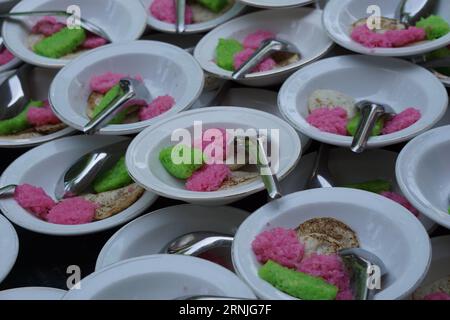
[27,100,61,127]
[423,292,450,300]
[306,107,348,135]
[243,30,276,49]
[32,16,65,36]
[32,16,107,49]
[351,25,426,48]
[46,197,97,225]
[14,184,56,219]
[234,48,276,72]
[298,253,354,300]
[382,108,421,135]
[0,48,15,65]
[139,95,175,121]
[185,164,231,192]
[252,228,305,269]
[381,192,420,217]
[90,72,127,94]
[193,128,230,162]
[150,0,193,24]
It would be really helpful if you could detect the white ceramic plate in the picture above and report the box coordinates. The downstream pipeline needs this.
[0,214,18,284]
[218,88,311,151]
[323,0,450,57]
[396,125,450,229]
[232,188,431,300]
[0,135,158,236]
[0,287,66,300]
[141,0,246,34]
[281,149,436,233]
[126,107,302,206]
[2,0,147,68]
[49,40,204,135]
[278,55,448,148]
[64,255,256,300]
[412,236,450,299]
[0,66,75,148]
[237,0,313,8]
[96,204,249,270]
[194,7,333,87]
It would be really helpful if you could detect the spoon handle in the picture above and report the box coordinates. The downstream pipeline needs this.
[351,103,384,154]
[175,0,186,33]
[83,81,135,135]
[231,41,277,80]
[255,137,282,200]
[170,236,234,256]
[0,11,68,18]
[0,184,17,196]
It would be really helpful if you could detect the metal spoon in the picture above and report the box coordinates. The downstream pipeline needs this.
[0,184,17,197]
[351,101,395,154]
[339,248,388,300]
[305,143,335,189]
[232,39,299,80]
[0,10,111,42]
[175,0,186,34]
[0,63,33,121]
[82,78,152,135]
[54,140,129,200]
[165,231,233,256]
[395,0,435,26]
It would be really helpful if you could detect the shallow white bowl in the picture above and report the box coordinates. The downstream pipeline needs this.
[49,41,204,135]
[281,149,436,233]
[0,66,75,148]
[278,55,448,148]
[218,88,311,151]
[0,135,158,236]
[194,7,333,87]
[0,287,66,300]
[323,0,450,57]
[64,255,256,300]
[0,214,18,284]
[237,0,313,8]
[232,188,431,300]
[141,0,246,34]
[96,204,249,270]
[2,0,147,68]
[396,125,450,229]
[126,107,302,206]
[411,235,450,299]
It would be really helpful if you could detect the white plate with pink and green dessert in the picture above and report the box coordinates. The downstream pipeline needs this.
[232,188,431,300]
[2,0,147,68]
[194,7,333,86]
[323,0,450,57]
[0,135,158,236]
[49,41,204,135]
[0,214,18,284]
[143,0,246,34]
[278,55,448,149]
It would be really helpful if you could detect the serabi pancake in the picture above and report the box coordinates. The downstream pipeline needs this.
[412,276,450,300]
[297,217,360,256]
[82,183,145,220]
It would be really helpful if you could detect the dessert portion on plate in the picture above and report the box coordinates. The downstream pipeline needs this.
[150,0,235,25]
[0,99,66,140]
[87,72,175,125]
[305,89,421,136]
[252,217,359,300]
[28,16,108,59]
[343,179,419,217]
[159,128,260,192]
[215,30,300,73]
[14,156,144,225]
[0,47,15,65]
[351,15,450,48]
[413,276,450,300]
